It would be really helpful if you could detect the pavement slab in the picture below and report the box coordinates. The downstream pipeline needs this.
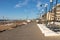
[37,24,60,36]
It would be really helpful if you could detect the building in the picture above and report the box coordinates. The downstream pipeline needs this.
[42,4,60,22]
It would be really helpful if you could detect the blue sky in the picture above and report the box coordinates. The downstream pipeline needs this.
[0,0,60,20]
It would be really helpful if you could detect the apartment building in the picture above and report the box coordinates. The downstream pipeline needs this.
[42,4,60,22]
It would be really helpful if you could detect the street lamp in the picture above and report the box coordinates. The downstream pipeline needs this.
[39,3,48,25]
[49,0,58,24]
[49,0,53,23]
[54,0,58,24]
[44,4,48,26]
[39,9,44,19]
[50,0,53,13]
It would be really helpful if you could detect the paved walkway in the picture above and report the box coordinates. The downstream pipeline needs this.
[37,24,60,36]
[0,22,60,40]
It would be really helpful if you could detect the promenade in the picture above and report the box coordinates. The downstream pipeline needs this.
[0,22,60,40]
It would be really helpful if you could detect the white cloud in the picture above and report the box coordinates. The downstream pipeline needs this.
[15,0,29,8]
[36,1,41,10]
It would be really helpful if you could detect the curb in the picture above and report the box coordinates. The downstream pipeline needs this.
[37,24,60,36]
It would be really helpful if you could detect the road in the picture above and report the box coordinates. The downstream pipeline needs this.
[0,22,60,40]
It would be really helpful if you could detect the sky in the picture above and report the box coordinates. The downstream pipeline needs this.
[0,0,60,20]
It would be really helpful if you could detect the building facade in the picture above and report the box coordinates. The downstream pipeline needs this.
[42,4,60,22]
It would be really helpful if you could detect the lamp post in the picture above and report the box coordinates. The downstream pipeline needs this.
[54,0,58,24]
[50,0,53,13]
[39,9,44,19]
[45,4,48,26]
[49,0,53,23]
[40,3,48,26]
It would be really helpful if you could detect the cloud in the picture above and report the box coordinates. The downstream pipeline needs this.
[36,1,42,10]
[15,0,29,8]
